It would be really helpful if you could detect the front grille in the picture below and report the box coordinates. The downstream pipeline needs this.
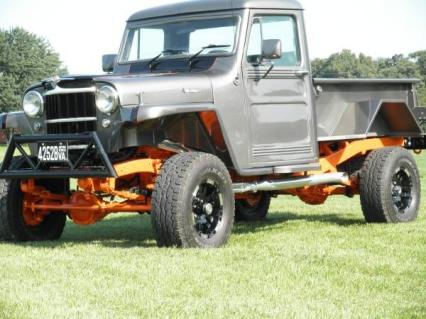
[45,93,97,134]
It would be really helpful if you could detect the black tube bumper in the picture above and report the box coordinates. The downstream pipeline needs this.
[0,133,117,179]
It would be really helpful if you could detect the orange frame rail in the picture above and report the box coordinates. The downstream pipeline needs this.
[318,137,405,173]
[281,137,406,205]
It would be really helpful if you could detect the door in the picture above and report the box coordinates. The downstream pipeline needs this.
[243,11,318,168]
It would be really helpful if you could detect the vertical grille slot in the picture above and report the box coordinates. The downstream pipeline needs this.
[45,93,97,134]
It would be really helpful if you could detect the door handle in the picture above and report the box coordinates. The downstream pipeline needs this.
[294,70,309,77]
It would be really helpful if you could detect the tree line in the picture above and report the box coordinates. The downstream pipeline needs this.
[312,49,426,105]
[0,27,425,113]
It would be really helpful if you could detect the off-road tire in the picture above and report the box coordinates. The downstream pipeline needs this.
[359,147,420,223]
[235,193,271,222]
[0,157,67,242]
[151,152,234,248]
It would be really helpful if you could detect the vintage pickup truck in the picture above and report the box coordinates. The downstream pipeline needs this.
[0,0,425,248]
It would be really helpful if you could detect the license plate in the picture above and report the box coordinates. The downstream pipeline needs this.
[37,142,68,162]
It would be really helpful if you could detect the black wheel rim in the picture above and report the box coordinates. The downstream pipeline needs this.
[391,167,413,214]
[192,178,224,239]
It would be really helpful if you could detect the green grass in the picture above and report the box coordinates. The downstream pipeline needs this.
[0,147,425,319]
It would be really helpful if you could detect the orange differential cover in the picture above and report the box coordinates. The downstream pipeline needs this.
[68,192,106,225]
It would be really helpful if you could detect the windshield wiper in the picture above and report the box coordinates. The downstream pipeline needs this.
[187,44,231,70]
[147,49,185,72]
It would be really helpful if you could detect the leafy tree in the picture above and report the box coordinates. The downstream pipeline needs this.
[0,27,67,112]
[409,51,426,105]
[377,54,420,79]
[311,49,378,78]
[410,51,426,78]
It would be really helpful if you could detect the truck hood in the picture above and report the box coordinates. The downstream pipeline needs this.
[96,73,213,107]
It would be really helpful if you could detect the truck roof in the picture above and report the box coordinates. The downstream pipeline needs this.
[128,0,304,22]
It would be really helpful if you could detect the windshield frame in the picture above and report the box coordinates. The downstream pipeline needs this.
[118,12,242,66]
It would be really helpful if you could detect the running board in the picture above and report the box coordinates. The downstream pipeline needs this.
[233,172,350,194]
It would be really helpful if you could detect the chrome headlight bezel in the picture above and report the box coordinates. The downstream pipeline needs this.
[95,85,119,114]
[23,91,44,118]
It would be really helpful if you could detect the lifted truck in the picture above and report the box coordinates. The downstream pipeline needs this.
[0,0,425,248]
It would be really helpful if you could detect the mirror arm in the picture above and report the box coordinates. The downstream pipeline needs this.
[264,63,274,76]
[260,62,274,80]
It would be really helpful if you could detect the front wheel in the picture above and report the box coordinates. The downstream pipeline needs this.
[151,152,234,248]
[0,157,68,242]
[359,147,421,223]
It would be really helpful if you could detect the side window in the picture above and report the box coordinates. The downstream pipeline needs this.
[246,15,301,67]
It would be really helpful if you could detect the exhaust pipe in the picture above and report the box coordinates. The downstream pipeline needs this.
[233,172,350,194]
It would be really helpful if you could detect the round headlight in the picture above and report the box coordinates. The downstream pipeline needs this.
[95,85,119,114]
[23,91,44,118]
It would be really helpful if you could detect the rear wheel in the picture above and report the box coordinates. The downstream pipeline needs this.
[235,193,271,222]
[0,157,68,242]
[359,147,420,223]
[151,152,234,248]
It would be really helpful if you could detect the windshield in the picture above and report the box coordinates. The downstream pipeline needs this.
[120,15,239,63]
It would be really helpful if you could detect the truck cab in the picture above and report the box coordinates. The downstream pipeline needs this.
[0,0,425,248]
[110,0,319,176]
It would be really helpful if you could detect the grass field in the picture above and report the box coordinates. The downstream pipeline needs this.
[0,147,425,319]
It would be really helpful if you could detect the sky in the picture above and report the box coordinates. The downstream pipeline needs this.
[0,0,425,74]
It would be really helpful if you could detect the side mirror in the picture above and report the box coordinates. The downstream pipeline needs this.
[102,54,117,73]
[262,39,282,60]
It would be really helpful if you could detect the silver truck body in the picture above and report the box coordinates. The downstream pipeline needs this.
[1,0,424,178]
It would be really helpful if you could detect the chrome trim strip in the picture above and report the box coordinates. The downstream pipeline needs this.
[45,117,97,124]
[314,78,420,85]
[43,87,96,96]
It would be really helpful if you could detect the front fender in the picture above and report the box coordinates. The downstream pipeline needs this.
[135,103,215,123]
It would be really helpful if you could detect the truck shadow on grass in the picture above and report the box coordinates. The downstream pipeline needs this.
[8,215,157,249]
[9,212,366,249]
[273,211,365,226]
[233,211,365,235]
[61,215,157,248]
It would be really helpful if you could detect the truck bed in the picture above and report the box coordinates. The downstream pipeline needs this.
[313,78,425,141]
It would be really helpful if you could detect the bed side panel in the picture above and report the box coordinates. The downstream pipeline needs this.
[313,79,421,140]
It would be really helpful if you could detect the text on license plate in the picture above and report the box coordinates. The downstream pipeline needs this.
[37,142,68,162]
